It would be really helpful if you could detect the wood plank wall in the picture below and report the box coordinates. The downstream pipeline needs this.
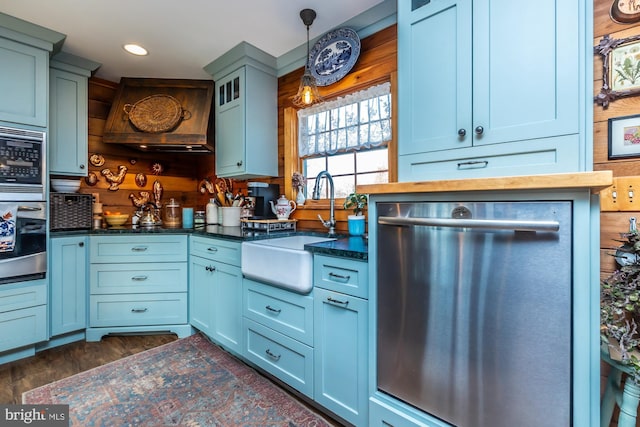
[81,78,217,219]
[593,0,640,279]
[594,2,640,422]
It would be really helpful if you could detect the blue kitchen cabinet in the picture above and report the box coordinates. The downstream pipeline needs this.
[243,277,315,397]
[0,13,64,128]
[313,255,369,426]
[205,42,278,179]
[314,287,368,426]
[397,0,591,181]
[87,234,191,341]
[49,52,100,175]
[189,236,243,355]
[0,279,47,364]
[50,235,87,336]
[0,37,48,128]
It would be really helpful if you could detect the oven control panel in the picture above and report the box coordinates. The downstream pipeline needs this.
[0,139,42,183]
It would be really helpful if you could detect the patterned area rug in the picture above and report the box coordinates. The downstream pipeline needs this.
[23,334,335,426]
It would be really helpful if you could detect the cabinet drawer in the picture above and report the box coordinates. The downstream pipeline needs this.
[0,305,47,353]
[243,278,313,346]
[190,236,241,266]
[313,255,368,299]
[90,262,187,294]
[89,293,187,327]
[90,235,187,263]
[398,134,580,181]
[0,281,47,313]
[369,395,444,427]
[244,318,313,398]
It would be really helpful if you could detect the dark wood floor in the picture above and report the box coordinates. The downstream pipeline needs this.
[0,334,177,404]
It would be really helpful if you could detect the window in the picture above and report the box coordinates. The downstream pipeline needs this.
[297,83,391,199]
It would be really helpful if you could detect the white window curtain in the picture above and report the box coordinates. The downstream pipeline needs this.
[297,82,391,157]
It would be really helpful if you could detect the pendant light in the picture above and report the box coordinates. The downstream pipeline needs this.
[292,9,324,108]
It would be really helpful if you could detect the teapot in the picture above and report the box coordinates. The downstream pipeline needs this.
[269,195,296,220]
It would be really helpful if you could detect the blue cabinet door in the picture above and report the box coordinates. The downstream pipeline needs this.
[189,255,215,335]
[215,68,246,177]
[189,255,242,355]
[314,287,368,426]
[50,236,87,336]
[210,261,242,355]
[0,37,48,128]
[398,0,472,156]
[49,67,88,175]
[471,0,579,148]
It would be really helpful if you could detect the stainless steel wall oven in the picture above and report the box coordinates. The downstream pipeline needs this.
[0,201,46,284]
[0,125,46,201]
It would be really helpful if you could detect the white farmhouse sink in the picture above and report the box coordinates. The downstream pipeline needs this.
[241,235,335,293]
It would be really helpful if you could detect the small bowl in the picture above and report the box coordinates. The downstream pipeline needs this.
[51,178,81,193]
[104,214,129,227]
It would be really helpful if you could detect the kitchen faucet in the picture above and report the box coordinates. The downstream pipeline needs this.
[312,171,336,236]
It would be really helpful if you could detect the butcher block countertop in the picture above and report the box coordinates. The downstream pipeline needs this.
[358,171,613,195]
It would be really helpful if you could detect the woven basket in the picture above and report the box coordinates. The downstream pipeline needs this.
[123,94,190,133]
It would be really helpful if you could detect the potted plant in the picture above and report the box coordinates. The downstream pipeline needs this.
[601,226,640,383]
[343,192,368,236]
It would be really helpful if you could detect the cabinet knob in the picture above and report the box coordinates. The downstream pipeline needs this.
[236,160,243,167]
[475,126,484,135]
[78,242,84,247]
[79,164,85,169]
[458,128,466,137]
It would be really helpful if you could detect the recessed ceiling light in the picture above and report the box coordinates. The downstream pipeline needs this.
[123,44,148,56]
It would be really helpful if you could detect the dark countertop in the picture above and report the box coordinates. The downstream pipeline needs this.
[304,236,368,261]
[51,226,368,261]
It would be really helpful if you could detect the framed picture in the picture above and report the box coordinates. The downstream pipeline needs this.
[608,114,640,159]
[595,34,640,107]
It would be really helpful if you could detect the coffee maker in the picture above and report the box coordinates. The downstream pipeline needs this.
[247,182,279,219]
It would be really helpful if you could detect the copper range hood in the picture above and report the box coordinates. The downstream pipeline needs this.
[103,78,214,153]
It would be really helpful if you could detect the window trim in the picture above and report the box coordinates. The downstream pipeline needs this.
[283,72,398,205]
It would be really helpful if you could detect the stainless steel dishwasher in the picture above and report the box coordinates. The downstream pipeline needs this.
[376,201,572,427]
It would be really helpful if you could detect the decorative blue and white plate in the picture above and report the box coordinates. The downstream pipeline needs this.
[308,28,361,87]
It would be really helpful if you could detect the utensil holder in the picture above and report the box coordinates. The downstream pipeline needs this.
[221,207,241,227]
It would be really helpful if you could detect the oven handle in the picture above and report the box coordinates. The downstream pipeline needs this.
[378,216,560,232]
[18,206,42,211]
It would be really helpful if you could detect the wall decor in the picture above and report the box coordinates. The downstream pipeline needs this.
[129,191,150,208]
[101,165,128,191]
[150,162,164,175]
[595,34,640,107]
[89,153,105,167]
[123,94,191,133]
[85,171,98,186]
[608,113,640,159]
[308,28,360,87]
[610,0,640,24]
[135,173,147,188]
[153,180,163,207]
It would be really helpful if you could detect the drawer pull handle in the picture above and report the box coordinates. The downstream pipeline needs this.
[265,349,281,361]
[131,246,148,252]
[131,275,148,281]
[205,265,216,272]
[265,305,281,314]
[207,247,218,253]
[327,297,349,307]
[328,272,351,282]
[457,160,488,170]
[131,308,148,313]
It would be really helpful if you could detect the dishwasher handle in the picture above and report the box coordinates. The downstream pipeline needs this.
[378,216,560,232]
